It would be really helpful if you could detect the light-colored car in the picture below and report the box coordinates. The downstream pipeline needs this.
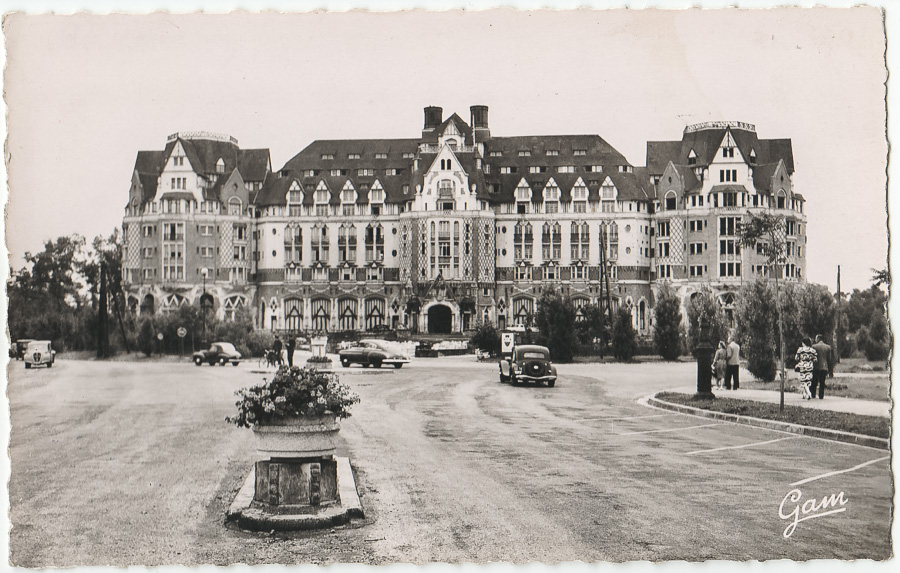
[499,344,557,387]
[24,340,55,369]
[192,342,242,366]
[339,339,410,369]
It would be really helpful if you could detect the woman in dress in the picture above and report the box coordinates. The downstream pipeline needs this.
[712,340,727,389]
[794,337,818,400]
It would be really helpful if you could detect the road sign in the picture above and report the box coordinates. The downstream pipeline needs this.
[501,332,515,354]
[177,327,187,338]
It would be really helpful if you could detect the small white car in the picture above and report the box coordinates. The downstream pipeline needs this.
[24,340,55,369]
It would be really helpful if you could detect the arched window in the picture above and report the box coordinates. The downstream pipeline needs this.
[777,189,787,209]
[228,197,242,216]
[216,157,225,173]
[665,190,677,210]
[338,298,358,331]
[311,299,330,332]
[365,297,386,330]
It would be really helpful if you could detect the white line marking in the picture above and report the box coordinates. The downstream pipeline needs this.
[790,456,891,487]
[686,436,797,455]
[574,414,671,422]
[618,423,720,436]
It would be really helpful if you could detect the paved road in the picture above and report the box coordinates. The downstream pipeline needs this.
[7,357,892,566]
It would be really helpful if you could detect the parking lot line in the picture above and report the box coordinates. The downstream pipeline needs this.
[685,436,797,456]
[573,414,672,422]
[789,455,891,487]
[617,422,720,436]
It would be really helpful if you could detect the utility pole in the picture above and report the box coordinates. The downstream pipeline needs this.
[97,261,110,358]
[834,265,842,361]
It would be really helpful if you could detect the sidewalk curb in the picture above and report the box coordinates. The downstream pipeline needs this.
[647,395,890,451]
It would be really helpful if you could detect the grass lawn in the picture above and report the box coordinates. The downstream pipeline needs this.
[657,392,891,439]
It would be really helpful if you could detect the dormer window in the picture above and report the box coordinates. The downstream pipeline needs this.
[348,153,361,159]
[440,159,452,170]
[749,148,757,163]
[618,165,633,173]
[489,151,503,157]
[573,149,587,156]
[688,149,697,165]
[375,153,387,159]
[516,182,531,202]
[546,150,559,156]
[518,150,531,157]
[216,158,225,173]
[722,147,734,158]
[321,153,334,160]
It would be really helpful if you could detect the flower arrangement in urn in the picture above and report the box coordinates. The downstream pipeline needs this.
[226,366,359,428]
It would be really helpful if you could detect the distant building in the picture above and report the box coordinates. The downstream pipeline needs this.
[121,109,806,336]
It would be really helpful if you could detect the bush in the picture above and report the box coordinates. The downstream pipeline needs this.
[736,279,777,381]
[137,318,155,357]
[653,283,683,361]
[469,322,501,356]
[611,306,636,361]
[861,309,890,361]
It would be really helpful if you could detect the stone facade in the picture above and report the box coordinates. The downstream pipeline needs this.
[121,111,806,336]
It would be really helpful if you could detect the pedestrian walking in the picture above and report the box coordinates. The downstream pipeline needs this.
[286,335,296,368]
[712,341,727,389]
[724,333,741,390]
[273,335,283,366]
[794,337,817,400]
[811,334,834,399]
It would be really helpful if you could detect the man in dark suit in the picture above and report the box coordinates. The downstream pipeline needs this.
[724,332,741,390]
[286,335,296,367]
[811,334,834,399]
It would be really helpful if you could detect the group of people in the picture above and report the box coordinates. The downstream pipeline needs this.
[269,335,297,367]
[711,333,742,390]
[794,334,835,400]
[711,331,835,400]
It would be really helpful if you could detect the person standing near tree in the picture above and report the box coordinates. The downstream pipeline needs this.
[811,334,834,399]
[795,337,818,400]
[712,340,727,389]
[724,332,741,390]
[286,335,296,368]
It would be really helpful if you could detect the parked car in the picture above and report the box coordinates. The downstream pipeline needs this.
[24,340,55,369]
[192,342,242,366]
[339,339,410,369]
[499,344,557,387]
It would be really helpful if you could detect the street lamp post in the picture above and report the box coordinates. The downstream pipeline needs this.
[201,268,208,348]
[695,317,715,399]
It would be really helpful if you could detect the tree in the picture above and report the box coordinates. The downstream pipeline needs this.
[738,212,787,409]
[534,290,578,363]
[653,283,683,360]
[137,318,155,357]
[686,285,729,354]
[871,267,890,289]
[860,308,890,362]
[735,278,778,382]
[470,322,501,356]
[611,306,636,361]
[846,286,887,334]
[575,303,607,355]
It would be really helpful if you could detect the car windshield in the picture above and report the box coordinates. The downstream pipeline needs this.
[521,351,547,359]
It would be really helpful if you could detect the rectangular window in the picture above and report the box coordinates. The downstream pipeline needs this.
[489,151,503,157]
[385,168,398,176]
[341,204,354,216]
[723,147,734,158]
[718,169,738,183]
[545,202,558,214]
[689,243,704,255]
[518,150,531,157]
[528,166,547,174]
[374,153,387,159]
[546,150,558,156]
[719,262,742,277]
[403,152,414,159]
[321,154,334,160]
[573,202,587,213]
[657,221,670,237]
[657,242,670,257]
[588,165,603,173]
[556,165,576,173]
[500,166,517,174]
[719,216,740,236]
[689,265,704,277]
[316,205,329,217]
[657,265,672,278]
[573,149,587,156]
[358,169,374,176]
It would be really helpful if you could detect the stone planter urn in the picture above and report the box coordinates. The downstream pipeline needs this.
[252,415,341,460]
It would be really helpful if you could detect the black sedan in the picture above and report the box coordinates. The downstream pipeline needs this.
[192,342,242,366]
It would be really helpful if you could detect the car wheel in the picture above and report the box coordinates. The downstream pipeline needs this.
[547,380,556,388]
[372,359,383,369]
[194,357,203,366]
[218,357,227,366]
[24,363,31,369]
[510,373,519,386]
[231,362,239,367]
[341,357,350,368]
[393,363,403,369]
[47,362,52,368]
[363,362,371,368]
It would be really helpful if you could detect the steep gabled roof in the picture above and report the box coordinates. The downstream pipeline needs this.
[672,164,702,192]
[238,148,271,181]
[420,113,475,144]
[646,126,794,175]
[137,173,159,202]
[646,141,682,174]
[254,172,301,207]
[752,162,780,193]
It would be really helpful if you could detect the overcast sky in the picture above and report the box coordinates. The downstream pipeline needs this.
[2,7,888,292]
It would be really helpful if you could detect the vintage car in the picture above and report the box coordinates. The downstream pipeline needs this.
[499,344,557,387]
[339,339,410,369]
[192,342,242,366]
[24,340,55,369]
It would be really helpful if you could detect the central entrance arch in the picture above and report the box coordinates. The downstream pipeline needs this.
[427,304,453,334]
